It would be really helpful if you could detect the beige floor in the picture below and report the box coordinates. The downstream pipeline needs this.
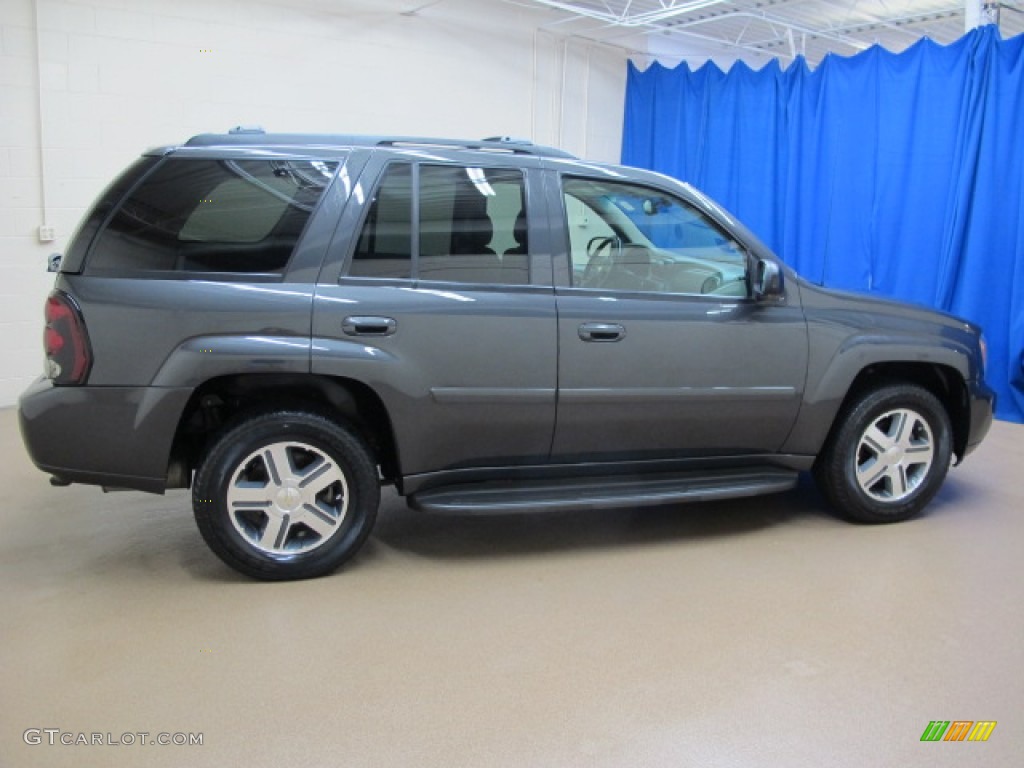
[0,406,1021,768]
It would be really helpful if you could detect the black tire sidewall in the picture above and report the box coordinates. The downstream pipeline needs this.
[820,385,952,523]
[193,411,379,580]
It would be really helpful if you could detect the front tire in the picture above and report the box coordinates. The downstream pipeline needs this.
[193,411,380,580]
[814,384,952,523]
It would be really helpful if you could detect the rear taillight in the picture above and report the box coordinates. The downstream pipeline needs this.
[44,291,92,385]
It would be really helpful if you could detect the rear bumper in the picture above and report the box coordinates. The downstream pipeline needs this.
[18,377,192,493]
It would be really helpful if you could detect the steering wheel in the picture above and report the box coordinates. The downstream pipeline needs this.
[582,236,619,288]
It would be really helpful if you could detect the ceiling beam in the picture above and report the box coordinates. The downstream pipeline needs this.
[526,0,733,26]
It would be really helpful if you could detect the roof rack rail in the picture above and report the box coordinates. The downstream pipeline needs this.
[482,135,532,145]
[183,131,576,159]
[375,137,574,158]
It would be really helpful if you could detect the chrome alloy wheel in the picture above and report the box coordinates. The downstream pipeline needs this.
[226,441,349,556]
[855,408,935,503]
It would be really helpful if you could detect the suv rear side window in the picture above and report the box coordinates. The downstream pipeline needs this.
[348,163,529,285]
[88,158,338,274]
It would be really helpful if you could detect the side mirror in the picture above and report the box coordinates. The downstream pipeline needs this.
[753,258,784,301]
[47,253,63,273]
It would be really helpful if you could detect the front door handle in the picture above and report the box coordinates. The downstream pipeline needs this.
[578,322,626,342]
[343,316,397,336]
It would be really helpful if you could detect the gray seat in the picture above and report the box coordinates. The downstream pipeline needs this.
[418,196,503,283]
[500,210,530,284]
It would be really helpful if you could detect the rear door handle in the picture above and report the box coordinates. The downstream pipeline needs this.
[578,322,626,342]
[343,316,397,336]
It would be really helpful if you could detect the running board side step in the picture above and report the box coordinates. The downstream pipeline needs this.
[409,468,798,515]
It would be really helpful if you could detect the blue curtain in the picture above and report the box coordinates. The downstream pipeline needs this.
[623,26,1024,423]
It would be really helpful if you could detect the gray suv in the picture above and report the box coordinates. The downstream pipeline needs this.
[18,130,995,580]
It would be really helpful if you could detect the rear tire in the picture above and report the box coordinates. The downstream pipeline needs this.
[814,384,952,523]
[193,410,379,580]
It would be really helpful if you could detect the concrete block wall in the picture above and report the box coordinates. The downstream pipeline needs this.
[0,0,628,406]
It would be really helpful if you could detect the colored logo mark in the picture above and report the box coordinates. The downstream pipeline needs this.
[921,721,996,742]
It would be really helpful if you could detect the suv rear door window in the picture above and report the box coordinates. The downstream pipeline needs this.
[348,163,529,285]
[88,158,338,275]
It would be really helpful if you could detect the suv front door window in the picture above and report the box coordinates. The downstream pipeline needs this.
[563,178,749,297]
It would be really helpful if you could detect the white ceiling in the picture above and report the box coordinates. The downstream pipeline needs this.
[511,0,1024,66]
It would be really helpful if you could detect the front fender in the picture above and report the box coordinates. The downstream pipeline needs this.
[781,333,974,456]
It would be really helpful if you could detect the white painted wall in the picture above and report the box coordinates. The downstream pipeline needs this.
[0,0,628,405]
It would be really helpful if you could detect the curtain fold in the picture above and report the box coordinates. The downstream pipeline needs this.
[622,26,1024,423]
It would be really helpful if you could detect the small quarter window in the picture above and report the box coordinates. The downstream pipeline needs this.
[350,163,413,279]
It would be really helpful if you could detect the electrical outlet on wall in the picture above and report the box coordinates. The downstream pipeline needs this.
[38,225,56,243]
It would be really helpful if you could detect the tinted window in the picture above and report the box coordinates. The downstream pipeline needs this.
[350,163,413,279]
[348,164,528,285]
[563,178,748,297]
[418,166,528,285]
[62,156,160,273]
[88,158,337,274]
